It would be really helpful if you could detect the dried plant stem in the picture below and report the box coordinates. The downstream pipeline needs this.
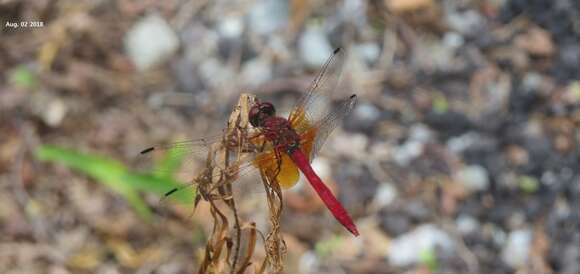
[193,94,287,274]
[260,169,287,273]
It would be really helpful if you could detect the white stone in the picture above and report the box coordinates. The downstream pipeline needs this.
[447,132,479,153]
[125,14,179,71]
[388,224,454,266]
[249,0,288,35]
[218,16,243,39]
[354,42,380,63]
[299,251,319,274]
[456,214,479,235]
[393,140,423,166]
[445,10,484,35]
[456,165,490,192]
[372,183,398,208]
[442,32,465,49]
[332,133,368,159]
[299,26,333,68]
[501,229,532,268]
[353,102,381,122]
[241,57,272,87]
[45,99,67,127]
[409,123,433,143]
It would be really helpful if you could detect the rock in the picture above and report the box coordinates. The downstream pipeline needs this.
[392,140,423,166]
[44,98,67,127]
[505,145,529,166]
[310,157,332,183]
[490,225,507,247]
[409,123,433,143]
[354,43,380,64]
[501,229,532,268]
[563,81,580,104]
[559,43,580,75]
[413,38,455,71]
[341,0,368,27]
[445,10,485,36]
[198,58,236,90]
[447,132,479,154]
[372,182,398,209]
[249,0,288,35]
[521,72,543,92]
[331,133,368,159]
[173,57,201,93]
[388,224,454,266]
[456,214,479,235]
[217,16,243,39]
[125,14,179,71]
[369,141,391,159]
[351,102,381,132]
[404,201,431,220]
[424,111,472,139]
[379,211,412,236]
[455,165,490,192]
[181,25,218,64]
[299,26,333,68]
[442,32,465,50]
[335,162,379,209]
[241,57,272,88]
[299,251,319,274]
[562,245,580,274]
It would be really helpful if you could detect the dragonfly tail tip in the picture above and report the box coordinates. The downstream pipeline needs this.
[140,147,155,154]
[350,227,360,237]
[333,47,341,54]
[164,188,178,197]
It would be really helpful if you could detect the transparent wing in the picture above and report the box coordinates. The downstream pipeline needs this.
[133,129,260,178]
[308,94,357,160]
[288,47,348,134]
[134,133,311,203]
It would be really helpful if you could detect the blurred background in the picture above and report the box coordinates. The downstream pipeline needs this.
[1,0,580,273]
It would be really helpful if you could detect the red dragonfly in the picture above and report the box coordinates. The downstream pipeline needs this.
[142,48,359,236]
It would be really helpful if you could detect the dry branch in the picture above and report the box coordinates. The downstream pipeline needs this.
[192,94,286,274]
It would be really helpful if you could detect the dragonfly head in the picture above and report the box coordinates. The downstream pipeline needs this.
[249,102,276,127]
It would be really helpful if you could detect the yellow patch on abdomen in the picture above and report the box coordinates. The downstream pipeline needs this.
[253,151,299,189]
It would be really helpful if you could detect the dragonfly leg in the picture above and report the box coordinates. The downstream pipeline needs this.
[272,147,283,181]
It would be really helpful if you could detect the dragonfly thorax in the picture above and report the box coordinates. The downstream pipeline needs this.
[260,116,301,153]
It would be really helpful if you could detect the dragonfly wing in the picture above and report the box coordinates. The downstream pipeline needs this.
[301,94,357,161]
[288,47,348,133]
[141,133,303,204]
[135,130,260,178]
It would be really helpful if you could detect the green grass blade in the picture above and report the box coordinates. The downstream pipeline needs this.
[35,145,152,220]
[154,147,186,178]
[124,173,195,204]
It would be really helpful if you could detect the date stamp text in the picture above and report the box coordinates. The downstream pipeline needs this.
[5,21,45,29]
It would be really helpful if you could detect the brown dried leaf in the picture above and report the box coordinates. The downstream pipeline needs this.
[385,0,434,13]
[515,27,555,57]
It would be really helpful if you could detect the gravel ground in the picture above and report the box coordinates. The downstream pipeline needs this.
[1,0,579,274]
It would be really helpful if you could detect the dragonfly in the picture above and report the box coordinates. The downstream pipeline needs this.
[141,48,359,236]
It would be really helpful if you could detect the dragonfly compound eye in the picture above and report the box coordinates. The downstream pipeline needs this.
[260,102,275,116]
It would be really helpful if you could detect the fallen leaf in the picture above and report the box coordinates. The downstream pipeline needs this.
[515,27,555,57]
[385,0,434,13]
